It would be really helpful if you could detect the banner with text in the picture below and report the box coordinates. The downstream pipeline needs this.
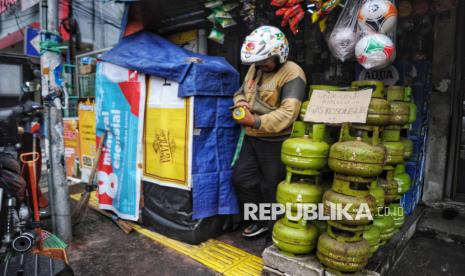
[304,89,372,124]
[95,62,146,221]
[143,76,193,190]
[78,99,96,182]
[63,118,80,179]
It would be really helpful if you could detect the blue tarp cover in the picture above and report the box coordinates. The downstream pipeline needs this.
[100,31,240,97]
[100,31,240,219]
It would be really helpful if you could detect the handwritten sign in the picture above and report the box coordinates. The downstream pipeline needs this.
[303,89,372,124]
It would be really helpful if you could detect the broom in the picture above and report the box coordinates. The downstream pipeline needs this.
[87,204,134,234]
[72,132,106,224]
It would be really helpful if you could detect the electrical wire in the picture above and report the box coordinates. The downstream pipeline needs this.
[72,2,121,28]
[14,10,25,37]
[0,10,37,23]
[61,0,121,28]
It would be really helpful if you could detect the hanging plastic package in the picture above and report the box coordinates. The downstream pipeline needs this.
[219,18,237,28]
[212,8,233,19]
[275,2,305,35]
[222,2,240,12]
[327,0,362,62]
[355,0,398,70]
[310,0,342,32]
[208,27,225,44]
[205,0,223,9]
[207,13,216,23]
[240,1,257,28]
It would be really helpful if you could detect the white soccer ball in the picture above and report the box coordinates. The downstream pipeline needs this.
[355,33,396,70]
[328,27,357,62]
[358,0,398,35]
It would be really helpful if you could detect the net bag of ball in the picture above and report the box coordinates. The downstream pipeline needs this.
[327,0,363,62]
[357,0,398,38]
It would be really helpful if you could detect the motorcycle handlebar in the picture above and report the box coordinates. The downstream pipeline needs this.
[15,101,42,115]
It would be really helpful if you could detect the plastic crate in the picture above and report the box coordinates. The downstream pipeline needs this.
[411,82,431,109]
[405,161,418,184]
[79,73,96,97]
[401,187,415,216]
[414,183,422,204]
[408,137,422,162]
[409,118,428,139]
[416,147,427,186]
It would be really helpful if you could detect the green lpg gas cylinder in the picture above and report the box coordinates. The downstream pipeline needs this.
[366,97,392,126]
[404,86,417,125]
[322,190,376,226]
[388,101,410,126]
[378,175,398,204]
[276,179,323,211]
[331,174,372,197]
[300,100,309,121]
[387,203,405,229]
[369,181,386,210]
[400,138,413,160]
[329,129,386,178]
[381,140,405,166]
[394,164,411,196]
[317,230,370,272]
[351,80,385,98]
[363,225,381,256]
[282,124,329,172]
[373,215,396,244]
[272,217,319,255]
[308,85,340,98]
[386,86,405,102]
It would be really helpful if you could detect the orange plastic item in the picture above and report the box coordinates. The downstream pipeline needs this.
[20,152,41,223]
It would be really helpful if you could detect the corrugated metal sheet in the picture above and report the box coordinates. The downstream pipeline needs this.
[138,0,207,35]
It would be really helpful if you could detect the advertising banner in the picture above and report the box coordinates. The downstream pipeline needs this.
[63,118,80,179]
[143,76,193,190]
[78,99,96,182]
[95,62,145,221]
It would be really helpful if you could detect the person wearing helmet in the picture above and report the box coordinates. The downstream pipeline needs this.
[232,26,306,238]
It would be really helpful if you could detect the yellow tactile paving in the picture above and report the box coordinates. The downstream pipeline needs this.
[71,192,263,275]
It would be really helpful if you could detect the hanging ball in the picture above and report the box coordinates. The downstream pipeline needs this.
[355,33,396,70]
[358,0,398,35]
[328,27,357,61]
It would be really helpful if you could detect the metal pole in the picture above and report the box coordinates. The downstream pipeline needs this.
[40,0,73,242]
[198,29,208,55]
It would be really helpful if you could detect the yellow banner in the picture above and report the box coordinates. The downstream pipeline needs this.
[78,99,96,181]
[63,118,80,178]
[143,77,192,188]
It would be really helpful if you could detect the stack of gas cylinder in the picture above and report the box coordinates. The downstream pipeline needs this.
[316,81,390,273]
[271,81,417,273]
[272,86,337,255]
[374,84,417,243]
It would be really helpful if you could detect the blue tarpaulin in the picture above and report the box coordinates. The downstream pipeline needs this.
[100,31,240,219]
[100,31,240,97]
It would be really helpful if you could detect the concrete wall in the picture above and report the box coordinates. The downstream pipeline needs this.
[423,9,457,203]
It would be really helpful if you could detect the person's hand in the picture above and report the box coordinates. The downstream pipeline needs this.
[235,100,251,111]
[235,107,259,128]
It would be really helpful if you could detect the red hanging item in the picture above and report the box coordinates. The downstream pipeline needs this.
[275,3,304,34]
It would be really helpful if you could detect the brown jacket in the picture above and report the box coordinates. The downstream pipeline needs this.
[233,61,307,137]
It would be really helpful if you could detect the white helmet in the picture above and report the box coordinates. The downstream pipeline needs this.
[241,26,289,65]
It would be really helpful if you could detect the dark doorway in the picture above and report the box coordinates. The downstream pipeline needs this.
[445,0,465,201]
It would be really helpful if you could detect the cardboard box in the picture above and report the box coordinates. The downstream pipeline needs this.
[79,63,96,75]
